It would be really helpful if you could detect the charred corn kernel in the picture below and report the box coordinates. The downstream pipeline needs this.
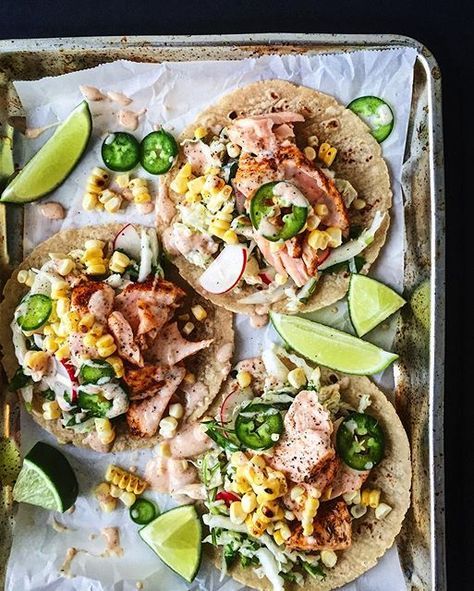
[96,334,115,349]
[187,176,206,194]
[288,367,307,389]
[183,371,196,385]
[65,311,80,330]
[375,502,392,520]
[95,482,111,499]
[86,264,106,276]
[109,484,122,498]
[223,229,239,244]
[237,371,252,389]
[232,476,252,495]
[85,239,105,250]
[353,198,367,210]
[220,185,233,199]
[159,416,178,438]
[326,227,343,248]
[116,173,130,188]
[157,442,171,458]
[350,503,368,519]
[204,174,225,195]
[55,297,70,317]
[88,167,109,185]
[132,190,152,204]
[98,344,117,358]
[241,492,257,514]
[194,126,208,139]
[205,166,220,176]
[184,191,201,204]
[25,351,50,373]
[249,455,266,469]
[368,489,381,508]
[100,497,118,513]
[247,514,266,537]
[304,146,317,160]
[168,403,184,420]
[109,251,131,273]
[178,313,190,322]
[342,490,359,504]
[106,355,124,378]
[104,196,123,213]
[82,192,99,210]
[51,280,69,299]
[306,215,321,231]
[89,322,105,337]
[182,322,194,335]
[277,522,292,541]
[78,313,95,333]
[307,135,319,147]
[229,501,246,524]
[269,241,285,253]
[273,530,284,546]
[55,343,70,361]
[315,203,329,217]
[43,335,59,353]
[105,464,148,495]
[275,272,288,286]
[321,550,338,568]
[230,452,248,467]
[191,304,207,321]
[119,491,137,507]
[95,418,116,445]
[42,400,61,420]
[57,258,75,276]
[170,175,189,195]
[318,143,337,166]
[83,333,97,348]
[226,142,241,158]
[308,229,330,251]
[284,510,295,521]
[99,188,117,204]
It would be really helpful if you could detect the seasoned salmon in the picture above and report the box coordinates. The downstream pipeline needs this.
[327,463,370,500]
[124,364,186,400]
[126,365,186,437]
[71,281,114,324]
[115,277,184,335]
[287,499,352,551]
[145,321,213,366]
[268,390,335,484]
[107,311,143,367]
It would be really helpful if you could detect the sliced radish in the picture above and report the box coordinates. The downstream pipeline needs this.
[113,224,141,262]
[57,360,78,404]
[259,272,273,285]
[220,386,254,426]
[215,491,241,506]
[199,245,247,294]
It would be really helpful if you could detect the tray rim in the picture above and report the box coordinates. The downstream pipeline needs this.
[0,32,445,591]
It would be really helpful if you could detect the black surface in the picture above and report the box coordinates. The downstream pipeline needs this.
[0,0,470,589]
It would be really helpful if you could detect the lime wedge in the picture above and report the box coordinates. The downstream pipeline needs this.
[1,101,92,203]
[139,505,202,582]
[13,442,78,512]
[271,312,398,375]
[410,279,430,330]
[348,274,406,337]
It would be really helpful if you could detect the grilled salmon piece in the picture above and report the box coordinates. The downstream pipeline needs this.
[145,321,213,366]
[124,364,185,400]
[327,463,370,501]
[115,277,184,336]
[126,365,186,437]
[287,500,352,551]
[71,281,114,324]
[108,311,143,367]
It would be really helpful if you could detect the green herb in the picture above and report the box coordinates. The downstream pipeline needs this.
[302,562,326,580]
[224,544,238,567]
[8,368,32,391]
[42,389,56,401]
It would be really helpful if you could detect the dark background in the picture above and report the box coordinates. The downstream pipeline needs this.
[0,0,470,589]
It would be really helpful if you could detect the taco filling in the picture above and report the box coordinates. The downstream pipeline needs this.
[7,225,225,452]
[197,348,401,589]
[162,107,386,312]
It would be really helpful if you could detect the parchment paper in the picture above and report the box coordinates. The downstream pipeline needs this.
[7,48,417,591]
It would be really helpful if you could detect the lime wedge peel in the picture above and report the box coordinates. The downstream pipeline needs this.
[13,458,63,511]
[139,505,202,583]
[271,312,398,375]
[0,101,92,203]
[348,274,406,337]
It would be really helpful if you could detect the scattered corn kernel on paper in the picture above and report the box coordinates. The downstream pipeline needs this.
[8,47,416,591]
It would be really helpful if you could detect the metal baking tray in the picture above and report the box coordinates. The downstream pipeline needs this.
[0,33,445,591]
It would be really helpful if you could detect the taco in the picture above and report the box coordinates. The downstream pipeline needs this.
[0,224,234,453]
[158,79,391,318]
[197,346,411,590]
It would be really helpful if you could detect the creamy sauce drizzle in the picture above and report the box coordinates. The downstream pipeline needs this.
[38,202,65,220]
[80,85,107,101]
[101,527,124,557]
[107,91,132,106]
[250,313,269,328]
[118,108,146,131]
[60,547,78,578]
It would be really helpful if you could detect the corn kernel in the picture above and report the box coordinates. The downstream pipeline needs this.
[321,549,338,568]
[51,280,69,300]
[95,482,111,499]
[306,215,321,231]
[42,400,61,420]
[222,229,239,244]
[290,485,305,502]
[269,241,285,252]
[55,297,70,318]
[96,334,114,349]
[353,198,367,210]
[230,452,248,467]
[55,344,70,361]
[241,492,257,514]
[304,146,317,160]
[315,203,329,217]
[168,403,184,420]
[43,335,59,353]
[100,498,117,513]
[205,166,220,176]
[133,191,152,204]
[277,522,292,540]
[307,135,319,147]
[375,502,392,520]
[237,371,252,389]
[273,530,284,546]
[183,372,196,385]
[86,264,107,276]
[159,416,178,438]
[326,227,343,248]
[275,272,288,286]
[116,173,130,188]
[157,442,171,458]
[83,333,97,348]
[220,185,233,199]
[89,322,105,337]
[109,251,131,273]
[120,491,137,507]
[211,217,230,231]
[17,270,29,284]
[57,258,75,276]
[368,489,381,508]
[84,239,104,250]
[25,351,50,373]
[288,367,307,389]
[184,191,201,204]
[307,229,330,251]
[249,455,266,469]
[109,484,122,498]
[77,313,95,333]
[182,322,195,335]
[98,344,117,358]
[191,305,207,321]
[204,175,225,195]
[194,127,208,140]
[106,355,124,378]
[104,196,123,213]
[318,143,337,166]
[208,224,226,239]
[284,510,295,521]
[95,418,116,445]
[170,176,189,195]
[187,176,206,194]
[230,501,246,525]
[226,143,241,158]
[350,503,368,519]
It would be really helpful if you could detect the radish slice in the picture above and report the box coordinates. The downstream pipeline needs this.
[199,245,247,294]
[56,360,78,408]
[113,224,141,262]
[138,229,152,282]
[220,386,254,426]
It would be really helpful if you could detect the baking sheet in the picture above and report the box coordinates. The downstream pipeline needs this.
[0,35,442,591]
